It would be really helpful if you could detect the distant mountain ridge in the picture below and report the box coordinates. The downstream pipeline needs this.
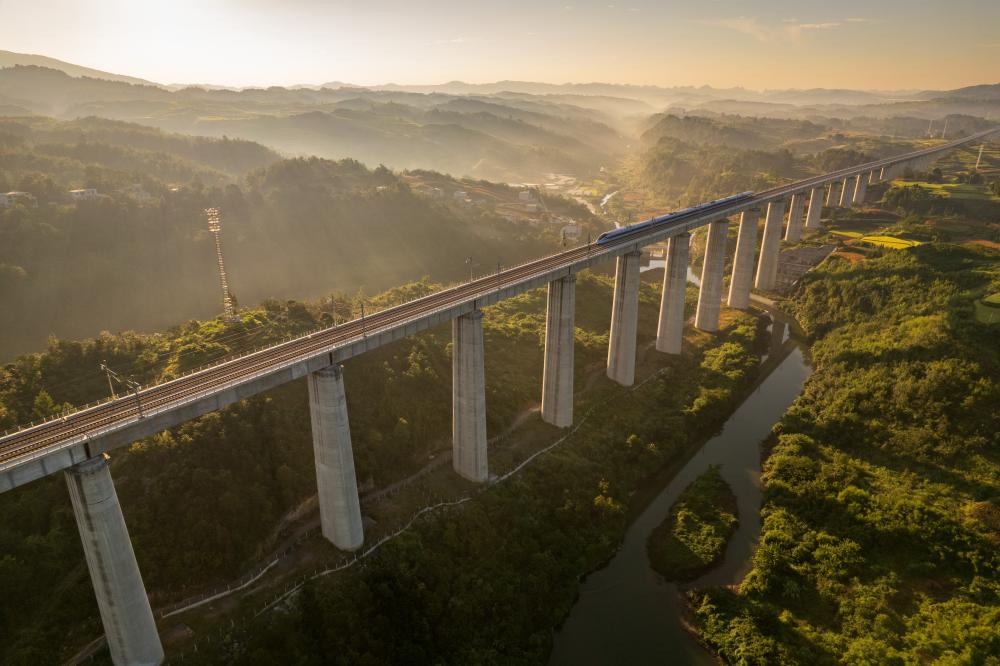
[2,49,997,108]
[0,50,159,87]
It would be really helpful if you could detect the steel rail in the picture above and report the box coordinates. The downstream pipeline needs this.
[1,128,996,476]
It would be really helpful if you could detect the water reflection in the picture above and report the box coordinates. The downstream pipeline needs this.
[549,325,811,666]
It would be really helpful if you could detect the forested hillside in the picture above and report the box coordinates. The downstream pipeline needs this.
[0,270,766,663]
[640,114,827,152]
[632,118,978,208]
[0,66,624,182]
[0,116,279,187]
[691,244,1000,663]
[0,117,600,359]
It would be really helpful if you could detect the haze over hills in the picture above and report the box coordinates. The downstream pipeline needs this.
[0,50,156,87]
[1,50,997,183]
[2,2,1000,657]
[0,114,602,359]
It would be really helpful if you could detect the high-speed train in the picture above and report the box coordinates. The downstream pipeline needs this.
[596,191,754,245]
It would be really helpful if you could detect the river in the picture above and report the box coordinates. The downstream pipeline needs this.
[549,307,811,665]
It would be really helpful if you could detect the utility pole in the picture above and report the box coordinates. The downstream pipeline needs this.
[100,361,117,399]
[360,302,366,337]
[129,379,144,418]
[204,207,238,322]
[99,363,144,417]
[465,256,477,282]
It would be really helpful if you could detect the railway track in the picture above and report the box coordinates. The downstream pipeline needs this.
[1,129,995,474]
[0,242,607,465]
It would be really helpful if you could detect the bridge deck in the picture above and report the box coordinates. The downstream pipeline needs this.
[1,129,995,492]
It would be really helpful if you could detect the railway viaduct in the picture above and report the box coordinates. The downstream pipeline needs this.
[0,129,996,664]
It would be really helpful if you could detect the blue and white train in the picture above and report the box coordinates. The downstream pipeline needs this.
[596,191,754,245]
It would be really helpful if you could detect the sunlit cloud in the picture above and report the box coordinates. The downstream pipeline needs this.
[703,16,847,42]
[785,21,841,41]
[705,17,770,41]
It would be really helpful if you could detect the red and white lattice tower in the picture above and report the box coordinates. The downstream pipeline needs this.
[204,207,237,321]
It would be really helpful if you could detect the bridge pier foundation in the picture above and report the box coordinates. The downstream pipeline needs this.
[453,310,488,482]
[66,455,163,666]
[784,193,806,242]
[695,219,729,331]
[727,210,759,310]
[607,250,642,386]
[656,233,689,354]
[308,365,364,551]
[805,187,824,230]
[755,200,785,291]
[541,275,576,427]
[839,176,854,207]
[853,173,868,205]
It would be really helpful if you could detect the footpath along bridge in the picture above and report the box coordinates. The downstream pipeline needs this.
[1,128,996,665]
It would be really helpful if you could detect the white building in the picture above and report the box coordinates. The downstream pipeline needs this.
[453,190,468,200]
[518,190,534,202]
[5,191,36,207]
[69,188,100,201]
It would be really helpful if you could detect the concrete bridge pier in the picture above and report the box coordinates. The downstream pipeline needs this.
[879,166,887,181]
[541,275,576,427]
[308,365,364,550]
[805,187,824,230]
[784,193,806,242]
[453,309,488,481]
[727,210,759,310]
[656,233,689,354]
[868,169,878,185]
[826,180,841,206]
[755,199,785,291]
[853,173,868,205]
[695,218,729,331]
[607,250,642,386]
[66,455,164,666]
[839,176,854,207]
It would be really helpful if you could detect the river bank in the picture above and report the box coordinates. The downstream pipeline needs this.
[550,306,812,665]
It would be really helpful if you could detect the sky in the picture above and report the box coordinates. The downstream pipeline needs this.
[0,0,997,90]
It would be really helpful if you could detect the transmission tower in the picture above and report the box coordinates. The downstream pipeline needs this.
[204,207,238,321]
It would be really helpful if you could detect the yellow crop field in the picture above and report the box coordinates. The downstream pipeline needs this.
[830,230,922,249]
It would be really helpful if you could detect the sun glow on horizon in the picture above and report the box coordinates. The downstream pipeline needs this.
[1,0,997,90]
